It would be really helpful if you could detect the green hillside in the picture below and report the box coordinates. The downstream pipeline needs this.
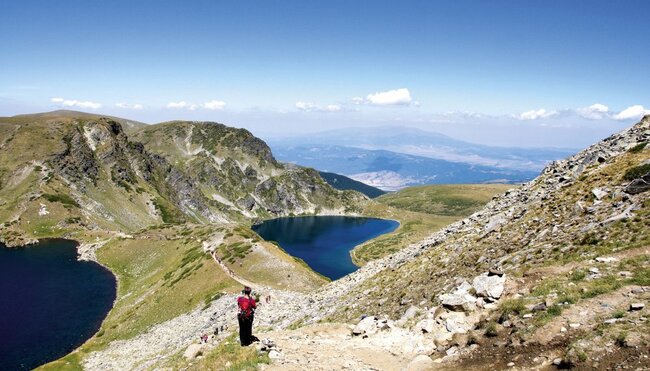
[319,171,386,198]
[376,183,514,216]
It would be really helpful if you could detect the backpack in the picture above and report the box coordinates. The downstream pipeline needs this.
[238,297,254,318]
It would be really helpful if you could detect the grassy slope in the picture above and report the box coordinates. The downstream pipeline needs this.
[334,146,650,330]
[39,225,240,370]
[352,184,514,265]
[376,184,514,215]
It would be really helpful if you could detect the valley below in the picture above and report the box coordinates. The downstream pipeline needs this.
[0,111,648,370]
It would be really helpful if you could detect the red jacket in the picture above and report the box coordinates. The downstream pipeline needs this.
[237,296,257,317]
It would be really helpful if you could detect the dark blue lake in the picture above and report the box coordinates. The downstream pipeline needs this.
[0,239,116,370]
[252,216,399,280]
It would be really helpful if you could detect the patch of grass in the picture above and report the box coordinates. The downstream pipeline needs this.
[152,197,186,224]
[188,333,270,370]
[615,331,628,347]
[612,310,626,319]
[484,321,499,337]
[623,163,650,181]
[376,184,512,216]
[499,298,526,319]
[628,142,647,153]
[569,269,586,282]
[42,193,80,208]
[580,275,622,299]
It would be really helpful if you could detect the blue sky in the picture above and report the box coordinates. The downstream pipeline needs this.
[1,0,649,147]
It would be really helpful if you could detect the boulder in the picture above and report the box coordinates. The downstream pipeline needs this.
[352,316,378,336]
[444,312,473,334]
[630,303,645,311]
[592,187,608,200]
[595,256,619,263]
[268,349,282,359]
[183,344,204,360]
[440,281,477,311]
[405,355,435,371]
[472,272,506,300]
[415,318,435,333]
[397,306,420,326]
[624,173,650,194]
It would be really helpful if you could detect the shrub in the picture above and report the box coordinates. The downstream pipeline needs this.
[42,193,80,208]
[484,321,499,337]
[628,142,647,153]
[623,163,650,181]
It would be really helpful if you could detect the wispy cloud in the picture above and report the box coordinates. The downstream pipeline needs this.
[295,101,343,112]
[167,100,226,110]
[51,97,102,110]
[365,88,412,106]
[516,108,557,120]
[613,105,650,120]
[116,102,143,109]
[203,100,226,110]
[576,103,609,119]
[167,101,189,109]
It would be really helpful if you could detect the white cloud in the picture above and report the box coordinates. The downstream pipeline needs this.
[613,105,650,120]
[167,100,226,110]
[577,103,609,119]
[167,101,188,109]
[202,100,226,110]
[295,101,317,112]
[116,103,144,109]
[517,108,557,120]
[366,88,412,106]
[351,97,365,105]
[51,97,102,110]
[295,101,343,113]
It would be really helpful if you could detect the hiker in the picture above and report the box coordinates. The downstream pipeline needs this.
[237,286,257,346]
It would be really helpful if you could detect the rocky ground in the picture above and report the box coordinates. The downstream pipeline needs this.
[79,117,650,370]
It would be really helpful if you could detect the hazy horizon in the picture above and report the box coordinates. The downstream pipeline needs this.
[2,1,649,148]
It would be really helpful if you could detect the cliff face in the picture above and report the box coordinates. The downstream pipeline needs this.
[0,113,363,245]
[130,121,364,220]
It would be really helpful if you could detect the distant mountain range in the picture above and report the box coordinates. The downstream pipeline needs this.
[266,126,578,190]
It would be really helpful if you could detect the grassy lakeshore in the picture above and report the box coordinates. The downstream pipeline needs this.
[352,184,516,264]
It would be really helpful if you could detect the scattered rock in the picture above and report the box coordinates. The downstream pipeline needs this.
[268,349,282,359]
[446,346,458,356]
[352,316,378,336]
[507,362,515,367]
[630,303,645,311]
[472,272,506,300]
[440,283,477,312]
[595,256,618,263]
[416,319,435,334]
[569,323,581,329]
[443,312,474,334]
[183,344,203,360]
[532,303,547,312]
[592,188,608,200]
